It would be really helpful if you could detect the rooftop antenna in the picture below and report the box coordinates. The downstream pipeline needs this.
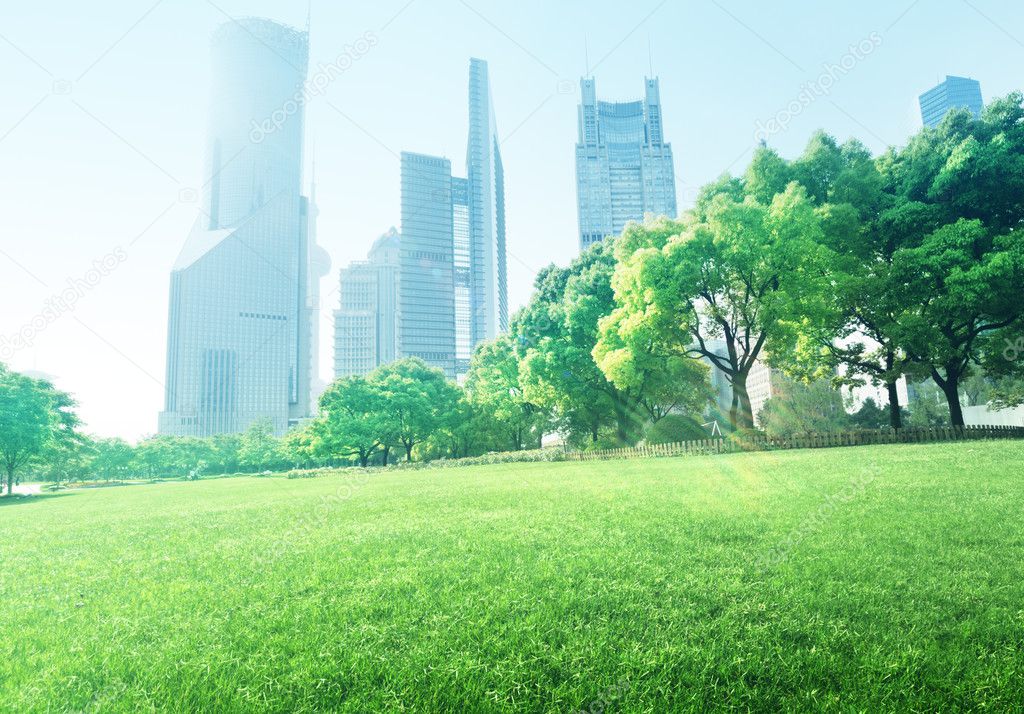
[584,35,590,78]
[305,0,312,32]
[648,35,654,78]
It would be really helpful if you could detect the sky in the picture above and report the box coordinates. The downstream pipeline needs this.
[1,0,1023,441]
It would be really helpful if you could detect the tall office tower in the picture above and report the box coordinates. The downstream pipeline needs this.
[452,177,473,374]
[919,75,984,128]
[398,58,507,379]
[575,77,677,252]
[160,18,329,437]
[399,152,458,378]
[466,58,508,341]
[333,228,401,377]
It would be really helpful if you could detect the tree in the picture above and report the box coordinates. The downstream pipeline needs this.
[238,419,284,472]
[311,376,387,467]
[878,95,1024,425]
[603,184,827,429]
[847,398,892,430]
[892,219,1024,425]
[0,366,79,496]
[465,335,548,451]
[777,136,921,430]
[37,432,96,488]
[516,240,709,445]
[91,437,135,481]
[372,359,460,462]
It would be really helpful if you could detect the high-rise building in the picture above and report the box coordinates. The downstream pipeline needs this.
[399,152,458,378]
[398,58,506,378]
[575,77,677,252]
[333,228,401,377]
[466,58,508,341]
[160,18,329,437]
[919,75,984,128]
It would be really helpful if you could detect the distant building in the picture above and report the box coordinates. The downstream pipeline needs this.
[160,18,329,437]
[746,359,780,427]
[399,152,458,378]
[575,77,677,252]
[398,58,506,378]
[333,229,401,378]
[919,75,983,128]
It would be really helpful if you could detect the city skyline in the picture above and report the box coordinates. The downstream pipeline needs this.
[3,0,1023,440]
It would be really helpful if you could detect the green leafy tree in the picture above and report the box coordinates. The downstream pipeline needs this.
[603,184,827,430]
[517,240,709,445]
[0,366,79,496]
[37,431,96,487]
[311,376,387,467]
[465,335,548,451]
[238,419,285,472]
[877,96,1024,425]
[372,359,461,462]
[91,437,135,481]
[775,137,921,430]
[892,219,1024,425]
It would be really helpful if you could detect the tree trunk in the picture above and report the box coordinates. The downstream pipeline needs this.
[382,445,390,467]
[613,402,631,445]
[731,374,755,430]
[5,465,13,498]
[931,365,966,427]
[359,451,369,468]
[941,378,965,427]
[886,380,903,430]
[404,442,413,462]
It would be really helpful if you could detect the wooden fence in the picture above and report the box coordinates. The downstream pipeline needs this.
[569,425,1024,461]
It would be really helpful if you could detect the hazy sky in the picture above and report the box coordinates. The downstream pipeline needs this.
[2,0,1022,441]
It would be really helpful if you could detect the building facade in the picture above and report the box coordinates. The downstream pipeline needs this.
[399,152,458,378]
[919,75,983,128]
[397,58,506,378]
[575,77,677,252]
[466,58,508,341]
[334,229,401,377]
[160,18,329,437]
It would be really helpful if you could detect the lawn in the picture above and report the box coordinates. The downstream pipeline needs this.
[1,442,1023,712]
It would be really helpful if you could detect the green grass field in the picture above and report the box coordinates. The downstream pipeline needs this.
[2,442,1023,712]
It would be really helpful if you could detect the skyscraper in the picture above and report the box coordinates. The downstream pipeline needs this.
[160,18,329,437]
[334,228,401,377]
[466,58,508,341]
[919,75,984,128]
[399,152,458,378]
[575,77,677,252]
[398,58,506,378]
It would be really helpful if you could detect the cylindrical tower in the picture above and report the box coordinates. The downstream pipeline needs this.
[203,18,308,229]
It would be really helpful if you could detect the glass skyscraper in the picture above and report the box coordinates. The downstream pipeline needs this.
[333,229,401,378]
[398,58,506,379]
[160,18,329,436]
[919,76,984,128]
[575,77,677,252]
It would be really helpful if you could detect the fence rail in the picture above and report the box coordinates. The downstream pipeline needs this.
[570,425,1024,462]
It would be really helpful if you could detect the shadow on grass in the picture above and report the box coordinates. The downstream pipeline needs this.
[0,492,73,508]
